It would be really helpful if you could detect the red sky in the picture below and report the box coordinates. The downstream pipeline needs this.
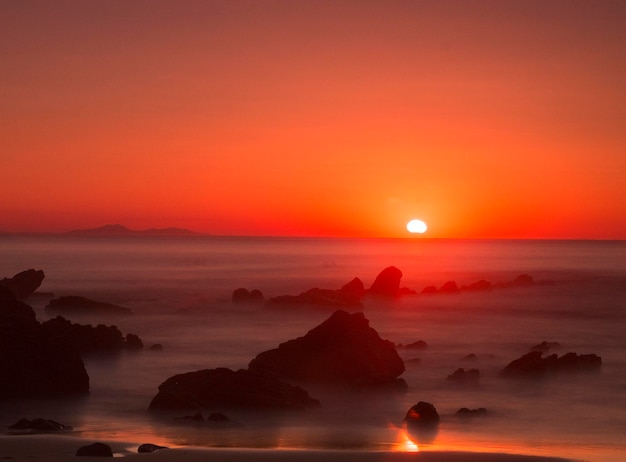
[1,0,625,238]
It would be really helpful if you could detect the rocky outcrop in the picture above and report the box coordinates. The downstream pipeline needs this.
[40,316,143,353]
[148,367,320,412]
[456,407,487,417]
[8,418,73,432]
[404,401,440,424]
[248,310,405,389]
[266,278,364,309]
[367,266,402,297]
[76,442,113,457]
[500,351,602,377]
[0,288,89,398]
[0,269,45,300]
[446,368,480,384]
[232,288,264,304]
[45,296,132,316]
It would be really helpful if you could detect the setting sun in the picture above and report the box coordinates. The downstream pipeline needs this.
[407,219,428,234]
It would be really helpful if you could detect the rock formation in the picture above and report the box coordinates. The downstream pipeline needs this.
[266,278,365,309]
[148,367,320,412]
[500,351,602,377]
[0,269,45,300]
[45,295,132,316]
[248,310,405,389]
[367,266,403,297]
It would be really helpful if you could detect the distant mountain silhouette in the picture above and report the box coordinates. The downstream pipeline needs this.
[65,224,206,237]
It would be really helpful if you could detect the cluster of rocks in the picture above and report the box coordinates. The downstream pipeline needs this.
[233,269,543,310]
[0,270,145,398]
[149,309,406,414]
[501,350,602,377]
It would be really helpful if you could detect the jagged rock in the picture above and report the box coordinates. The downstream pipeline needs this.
[232,288,265,304]
[438,281,460,294]
[460,280,493,292]
[40,316,143,353]
[138,444,168,453]
[45,295,132,315]
[530,341,561,352]
[76,442,113,457]
[456,407,487,417]
[248,310,405,389]
[148,367,320,412]
[8,418,72,432]
[368,266,403,297]
[0,269,45,300]
[446,368,480,384]
[500,351,602,377]
[404,401,440,424]
[0,289,89,398]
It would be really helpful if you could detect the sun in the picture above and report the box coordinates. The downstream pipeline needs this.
[407,219,427,234]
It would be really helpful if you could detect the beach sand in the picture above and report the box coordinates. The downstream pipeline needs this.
[0,435,577,462]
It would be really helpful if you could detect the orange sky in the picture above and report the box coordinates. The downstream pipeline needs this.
[1,1,625,238]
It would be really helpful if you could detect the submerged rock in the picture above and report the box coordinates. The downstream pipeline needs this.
[446,368,480,384]
[45,295,132,316]
[138,443,168,453]
[456,407,487,417]
[8,417,72,432]
[501,351,602,377]
[148,367,320,412]
[75,442,113,457]
[248,310,406,389]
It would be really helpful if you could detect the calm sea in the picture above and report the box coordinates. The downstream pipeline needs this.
[1,236,625,461]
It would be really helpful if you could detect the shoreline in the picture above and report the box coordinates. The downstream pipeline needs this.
[0,434,578,462]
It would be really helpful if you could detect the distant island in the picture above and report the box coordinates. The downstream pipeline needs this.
[65,224,207,237]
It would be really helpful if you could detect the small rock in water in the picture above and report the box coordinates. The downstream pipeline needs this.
[75,442,113,457]
[138,443,168,453]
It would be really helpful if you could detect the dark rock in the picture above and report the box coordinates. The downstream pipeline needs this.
[248,310,405,389]
[401,340,428,350]
[460,280,493,292]
[456,407,487,417]
[75,442,113,457]
[8,418,72,432]
[266,286,363,309]
[138,444,168,453]
[149,343,164,351]
[368,266,402,297]
[0,289,90,398]
[0,269,45,300]
[462,353,478,361]
[501,351,602,377]
[148,367,320,412]
[46,295,132,316]
[404,401,440,424]
[446,368,480,384]
[232,288,265,304]
[438,281,460,294]
[530,341,561,352]
[340,277,365,299]
[420,285,438,295]
[40,316,143,353]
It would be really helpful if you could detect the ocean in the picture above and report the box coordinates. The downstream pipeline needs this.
[1,236,625,461]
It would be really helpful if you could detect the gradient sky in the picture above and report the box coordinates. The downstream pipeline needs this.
[2,0,625,238]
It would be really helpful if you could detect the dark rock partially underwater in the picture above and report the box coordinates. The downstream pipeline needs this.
[148,367,320,412]
[46,295,132,316]
[248,309,406,389]
[501,350,602,377]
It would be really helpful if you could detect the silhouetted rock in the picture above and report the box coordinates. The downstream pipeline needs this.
[148,367,320,412]
[460,280,493,292]
[404,401,440,424]
[40,316,143,353]
[398,340,428,350]
[462,353,478,361]
[446,368,480,384]
[138,444,168,453]
[232,288,265,304]
[456,407,487,417]
[438,281,460,294]
[8,418,72,432]
[530,341,561,352]
[0,269,45,300]
[46,295,132,316]
[266,285,363,309]
[248,310,405,389]
[149,343,164,351]
[340,277,366,299]
[501,351,602,377]
[0,289,89,398]
[420,285,438,295]
[76,442,113,457]
[368,266,403,297]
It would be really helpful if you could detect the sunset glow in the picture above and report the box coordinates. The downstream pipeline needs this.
[1,1,624,239]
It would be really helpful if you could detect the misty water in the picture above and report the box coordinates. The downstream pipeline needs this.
[1,236,625,460]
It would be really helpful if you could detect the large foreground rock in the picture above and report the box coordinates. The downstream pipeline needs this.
[0,287,89,398]
[0,269,45,300]
[148,367,320,412]
[248,310,406,389]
